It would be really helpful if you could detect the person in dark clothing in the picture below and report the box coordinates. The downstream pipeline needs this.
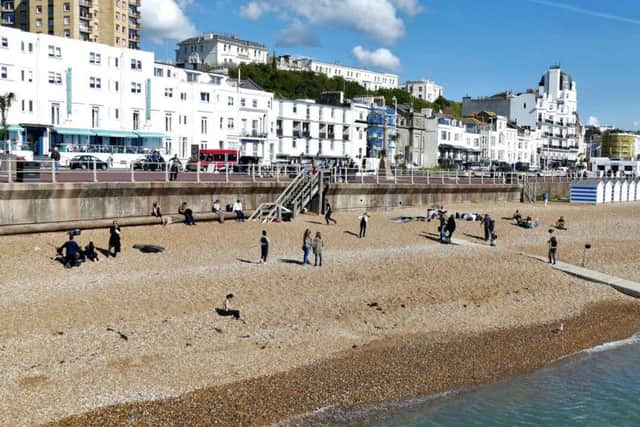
[325,202,337,225]
[438,214,447,243]
[108,221,121,257]
[215,293,240,320]
[359,212,368,238]
[481,214,492,241]
[84,241,99,262]
[178,202,196,225]
[151,202,162,218]
[548,231,558,264]
[59,234,81,268]
[446,215,456,243]
[169,155,181,181]
[259,230,270,264]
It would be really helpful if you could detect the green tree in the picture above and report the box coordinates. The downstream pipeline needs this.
[0,92,16,152]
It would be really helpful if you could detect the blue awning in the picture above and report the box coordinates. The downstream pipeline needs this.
[8,124,23,132]
[135,131,167,139]
[94,129,138,138]
[53,127,95,136]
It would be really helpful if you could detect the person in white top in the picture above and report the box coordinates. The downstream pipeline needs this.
[233,199,245,222]
[212,199,224,223]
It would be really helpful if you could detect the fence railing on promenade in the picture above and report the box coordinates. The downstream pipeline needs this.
[0,159,582,185]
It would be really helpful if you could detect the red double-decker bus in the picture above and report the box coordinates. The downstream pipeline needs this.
[186,149,240,171]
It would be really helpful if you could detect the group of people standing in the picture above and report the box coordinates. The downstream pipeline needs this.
[302,229,324,266]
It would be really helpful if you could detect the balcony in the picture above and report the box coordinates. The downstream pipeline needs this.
[319,132,327,139]
[79,0,91,6]
[343,134,350,141]
[303,130,310,138]
[276,129,283,137]
[293,130,302,138]
[328,133,335,139]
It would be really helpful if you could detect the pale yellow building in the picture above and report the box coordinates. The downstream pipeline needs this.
[0,0,140,49]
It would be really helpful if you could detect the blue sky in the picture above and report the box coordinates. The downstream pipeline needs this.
[141,0,640,130]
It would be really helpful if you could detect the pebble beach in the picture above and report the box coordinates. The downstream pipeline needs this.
[1,201,640,425]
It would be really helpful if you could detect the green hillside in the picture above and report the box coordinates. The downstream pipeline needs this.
[227,63,462,117]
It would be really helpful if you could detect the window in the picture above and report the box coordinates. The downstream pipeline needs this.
[89,77,101,88]
[114,57,119,67]
[154,67,163,77]
[35,6,42,13]
[63,2,70,11]
[36,19,42,27]
[164,88,173,97]
[0,66,7,80]
[91,107,99,128]
[89,52,101,64]
[220,117,223,129]
[63,30,70,38]
[165,114,172,132]
[115,108,119,119]
[28,100,33,112]
[0,37,7,48]
[252,99,257,108]
[47,45,61,57]
[63,16,70,25]
[114,81,119,92]
[130,82,141,93]
[48,71,62,84]
[227,96,234,106]
[180,92,187,101]
[130,59,141,70]
[227,118,234,129]
[200,92,210,102]
[51,103,60,125]
[201,117,207,134]
[240,98,246,107]
[132,111,140,130]
[293,104,297,113]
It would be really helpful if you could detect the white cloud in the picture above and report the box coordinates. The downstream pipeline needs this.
[352,45,401,71]
[238,0,423,44]
[141,0,197,44]
[587,116,600,126]
[239,1,272,20]
[390,0,423,16]
[276,21,320,47]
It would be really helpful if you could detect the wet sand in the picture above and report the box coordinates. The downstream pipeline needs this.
[1,200,639,425]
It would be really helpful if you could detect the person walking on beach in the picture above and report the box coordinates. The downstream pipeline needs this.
[548,231,558,264]
[259,230,269,264]
[489,218,497,247]
[302,229,312,265]
[446,214,457,243]
[358,212,369,238]
[481,213,492,241]
[313,232,324,267]
[325,202,337,225]
[543,192,549,207]
[108,220,121,258]
[438,214,447,243]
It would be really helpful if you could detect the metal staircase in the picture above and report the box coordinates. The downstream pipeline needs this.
[522,176,536,203]
[249,171,322,223]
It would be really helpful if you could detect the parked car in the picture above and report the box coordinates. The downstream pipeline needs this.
[69,155,108,170]
[133,155,166,171]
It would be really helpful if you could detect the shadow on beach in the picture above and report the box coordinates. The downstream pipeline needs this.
[279,258,304,265]
[343,231,359,238]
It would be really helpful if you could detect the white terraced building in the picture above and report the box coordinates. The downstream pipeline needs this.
[0,26,369,166]
[276,55,398,91]
[175,33,268,69]
[275,99,369,162]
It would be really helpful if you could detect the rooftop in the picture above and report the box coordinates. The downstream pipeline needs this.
[179,33,267,49]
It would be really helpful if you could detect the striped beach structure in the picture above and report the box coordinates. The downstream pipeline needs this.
[603,180,613,203]
[628,180,637,202]
[621,180,629,202]
[612,180,622,203]
[570,179,604,204]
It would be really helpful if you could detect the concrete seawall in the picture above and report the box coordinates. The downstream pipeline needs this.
[325,183,522,211]
[0,182,524,232]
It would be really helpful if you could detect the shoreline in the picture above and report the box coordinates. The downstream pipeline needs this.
[51,300,640,426]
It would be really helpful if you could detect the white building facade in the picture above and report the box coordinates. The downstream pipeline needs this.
[401,79,443,102]
[462,66,582,167]
[276,55,398,91]
[275,99,369,163]
[176,33,268,69]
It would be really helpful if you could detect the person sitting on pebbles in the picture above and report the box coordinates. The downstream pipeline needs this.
[556,216,566,230]
[216,293,241,320]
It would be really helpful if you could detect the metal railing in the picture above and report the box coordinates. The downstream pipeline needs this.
[0,158,606,186]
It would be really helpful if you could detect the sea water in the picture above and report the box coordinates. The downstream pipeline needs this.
[301,334,640,426]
